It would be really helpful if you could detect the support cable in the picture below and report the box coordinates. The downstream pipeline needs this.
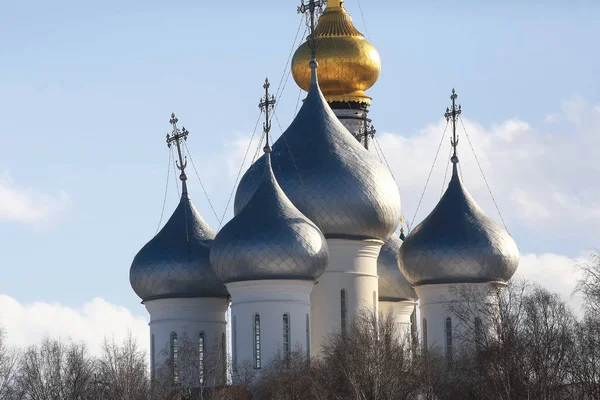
[171,146,180,198]
[441,145,453,199]
[155,148,173,235]
[373,136,411,233]
[273,16,306,104]
[410,121,449,230]
[183,141,220,223]
[458,116,509,232]
[218,110,263,230]
[356,0,372,42]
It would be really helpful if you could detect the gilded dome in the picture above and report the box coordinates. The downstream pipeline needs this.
[234,64,401,241]
[130,187,229,301]
[291,0,381,104]
[398,166,519,286]
[211,151,328,283]
[378,234,417,302]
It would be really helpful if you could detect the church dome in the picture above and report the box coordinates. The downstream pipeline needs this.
[291,0,381,105]
[130,189,229,301]
[398,166,519,286]
[211,150,328,283]
[378,234,417,302]
[234,61,400,241]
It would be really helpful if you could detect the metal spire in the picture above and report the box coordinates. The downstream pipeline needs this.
[166,113,189,195]
[259,78,276,153]
[444,89,462,170]
[298,0,323,59]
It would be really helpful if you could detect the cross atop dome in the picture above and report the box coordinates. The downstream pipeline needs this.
[444,89,462,166]
[258,78,276,152]
[166,113,189,193]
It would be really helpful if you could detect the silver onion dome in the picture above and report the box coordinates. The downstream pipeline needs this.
[211,151,329,283]
[398,167,519,286]
[234,63,401,241]
[130,189,229,301]
[378,234,417,302]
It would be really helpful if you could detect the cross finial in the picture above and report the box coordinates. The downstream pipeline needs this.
[166,113,189,194]
[298,0,323,59]
[444,88,462,167]
[258,78,276,153]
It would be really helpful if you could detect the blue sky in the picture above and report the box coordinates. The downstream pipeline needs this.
[0,0,598,349]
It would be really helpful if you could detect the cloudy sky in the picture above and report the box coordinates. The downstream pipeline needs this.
[0,0,598,355]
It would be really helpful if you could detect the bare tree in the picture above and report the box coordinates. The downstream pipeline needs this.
[576,251,600,318]
[0,326,19,400]
[14,337,98,400]
[96,332,149,400]
[152,332,229,400]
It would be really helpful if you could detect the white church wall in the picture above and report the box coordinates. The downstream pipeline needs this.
[310,238,382,357]
[227,280,313,380]
[415,282,500,357]
[379,300,416,342]
[144,297,228,382]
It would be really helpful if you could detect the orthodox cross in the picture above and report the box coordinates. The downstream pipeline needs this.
[259,78,276,151]
[166,113,189,183]
[362,114,376,150]
[444,89,462,164]
[298,0,323,57]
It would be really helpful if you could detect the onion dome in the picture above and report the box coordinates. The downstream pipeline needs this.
[211,148,328,283]
[130,114,228,301]
[130,187,229,301]
[234,61,400,241]
[378,234,417,302]
[398,90,519,286]
[291,0,381,105]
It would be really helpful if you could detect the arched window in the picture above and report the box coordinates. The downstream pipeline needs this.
[254,314,261,369]
[232,315,238,372]
[170,332,179,383]
[445,317,453,365]
[151,334,155,380]
[306,313,310,360]
[283,314,291,366]
[341,289,347,337]
[199,332,205,385]
[422,318,428,348]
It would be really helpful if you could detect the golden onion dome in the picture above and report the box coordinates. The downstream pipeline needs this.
[291,0,381,105]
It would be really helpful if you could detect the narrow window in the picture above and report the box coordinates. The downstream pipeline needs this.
[423,318,428,348]
[306,313,310,360]
[283,314,291,366]
[151,334,155,380]
[373,291,377,314]
[199,332,205,385]
[221,332,227,378]
[445,317,453,365]
[254,314,261,369]
[341,289,347,337]
[232,315,238,372]
[170,332,179,383]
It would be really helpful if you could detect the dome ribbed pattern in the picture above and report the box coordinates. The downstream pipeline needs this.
[398,169,519,286]
[234,69,401,242]
[130,192,228,301]
[378,235,417,302]
[211,154,328,283]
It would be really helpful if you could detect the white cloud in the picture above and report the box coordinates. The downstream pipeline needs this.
[0,172,70,226]
[516,253,584,315]
[376,96,600,243]
[0,295,149,356]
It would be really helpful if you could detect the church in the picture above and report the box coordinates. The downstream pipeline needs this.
[128,0,519,385]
